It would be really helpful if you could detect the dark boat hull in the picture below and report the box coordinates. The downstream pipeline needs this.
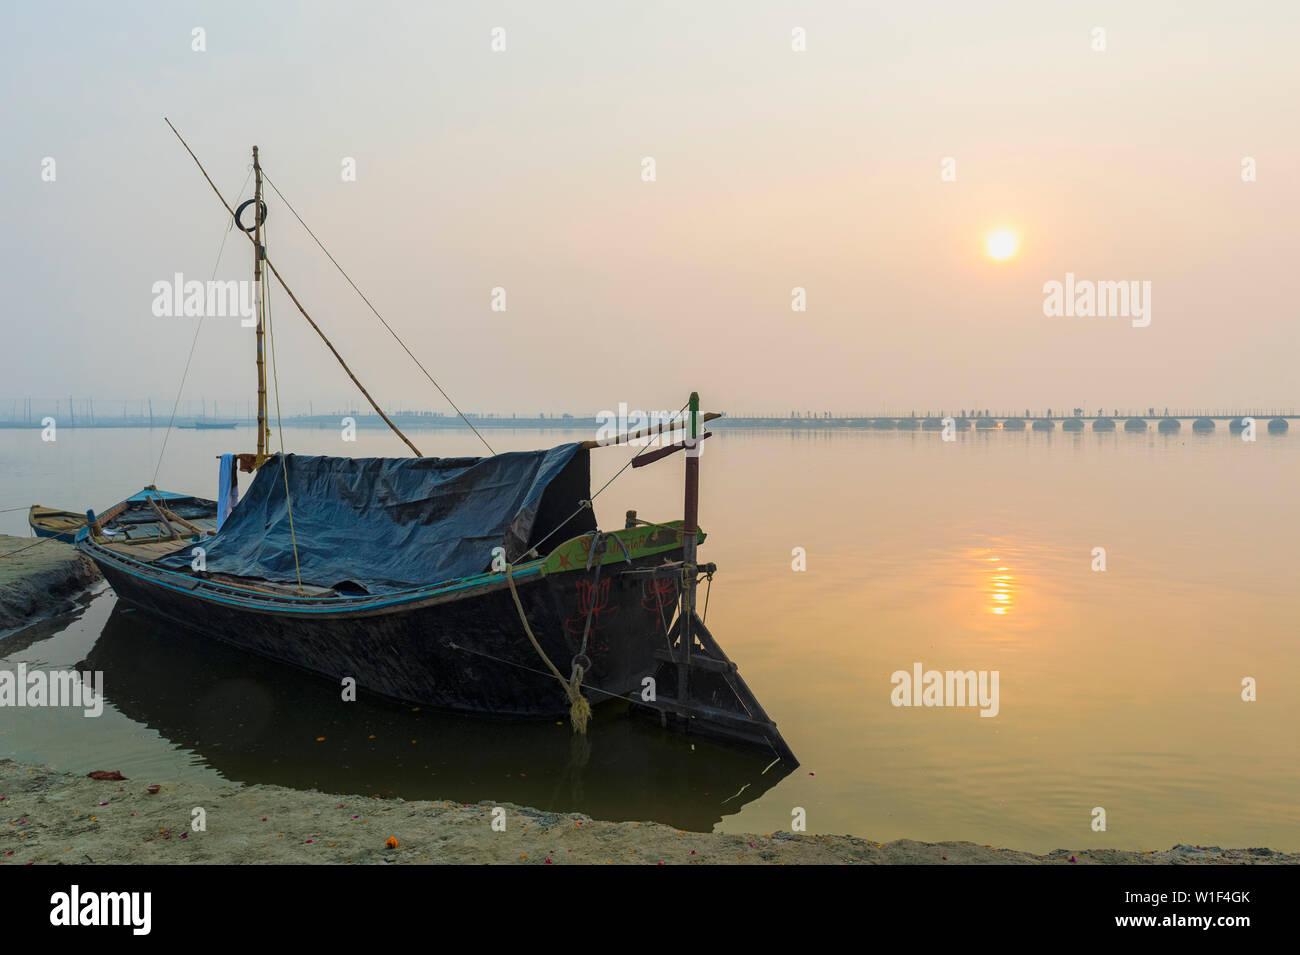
[80,602,792,829]
[86,541,679,718]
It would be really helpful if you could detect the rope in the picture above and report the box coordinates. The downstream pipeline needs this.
[444,640,632,705]
[260,168,496,456]
[523,500,592,565]
[654,573,677,651]
[162,120,422,458]
[504,561,590,734]
[152,166,253,486]
[0,537,57,560]
[489,399,695,730]
[263,238,305,594]
[442,637,783,763]
[577,533,610,661]
[520,397,694,560]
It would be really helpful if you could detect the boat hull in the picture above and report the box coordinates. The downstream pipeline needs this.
[28,506,86,543]
[30,491,218,545]
[85,541,681,718]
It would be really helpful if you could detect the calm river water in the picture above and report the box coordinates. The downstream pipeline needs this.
[1,424,1296,851]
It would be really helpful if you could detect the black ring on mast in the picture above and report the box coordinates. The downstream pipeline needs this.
[235,198,267,233]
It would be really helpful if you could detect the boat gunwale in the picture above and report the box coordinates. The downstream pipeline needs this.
[79,536,548,614]
[78,520,700,615]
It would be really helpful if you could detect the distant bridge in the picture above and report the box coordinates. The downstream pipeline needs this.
[721,411,1295,433]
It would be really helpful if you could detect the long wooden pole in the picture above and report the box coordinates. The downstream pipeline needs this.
[579,411,721,450]
[163,119,423,458]
[252,146,268,459]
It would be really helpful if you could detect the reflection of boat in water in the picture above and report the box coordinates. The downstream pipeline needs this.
[81,604,790,831]
[29,488,217,544]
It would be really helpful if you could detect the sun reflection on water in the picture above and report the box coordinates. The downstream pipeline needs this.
[981,554,1018,616]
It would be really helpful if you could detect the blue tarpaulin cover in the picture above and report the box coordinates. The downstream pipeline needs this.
[155,445,595,593]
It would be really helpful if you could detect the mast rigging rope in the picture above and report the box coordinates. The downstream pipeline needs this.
[521,398,692,560]
[260,168,496,456]
[151,166,254,486]
[263,226,305,594]
[163,119,422,458]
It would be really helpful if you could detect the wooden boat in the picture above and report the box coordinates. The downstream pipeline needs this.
[30,488,217,544]
[28,506,87,543]
[76,133,795,765]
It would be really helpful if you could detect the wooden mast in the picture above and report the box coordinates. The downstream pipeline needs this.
[163,121,423,460]
[677,391,701,705]
[252,145,268,463]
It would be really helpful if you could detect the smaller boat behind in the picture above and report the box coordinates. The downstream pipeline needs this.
[29,487,218,545]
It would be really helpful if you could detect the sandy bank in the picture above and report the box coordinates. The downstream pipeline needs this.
[0,535,100,633]
[2,760,1292,865]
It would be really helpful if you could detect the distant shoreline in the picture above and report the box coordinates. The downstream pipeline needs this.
[2,761,1292,865]
[1,412,1296,431]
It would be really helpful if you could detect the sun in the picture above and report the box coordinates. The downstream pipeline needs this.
[986,229,1018,261]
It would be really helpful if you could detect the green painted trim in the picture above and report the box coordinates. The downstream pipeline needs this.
[539,521,705,576]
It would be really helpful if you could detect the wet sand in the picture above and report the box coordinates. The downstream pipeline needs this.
[0,535,100,633]
[2,760,1292,865]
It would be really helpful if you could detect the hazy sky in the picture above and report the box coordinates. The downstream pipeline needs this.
[3,1,1296,417]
